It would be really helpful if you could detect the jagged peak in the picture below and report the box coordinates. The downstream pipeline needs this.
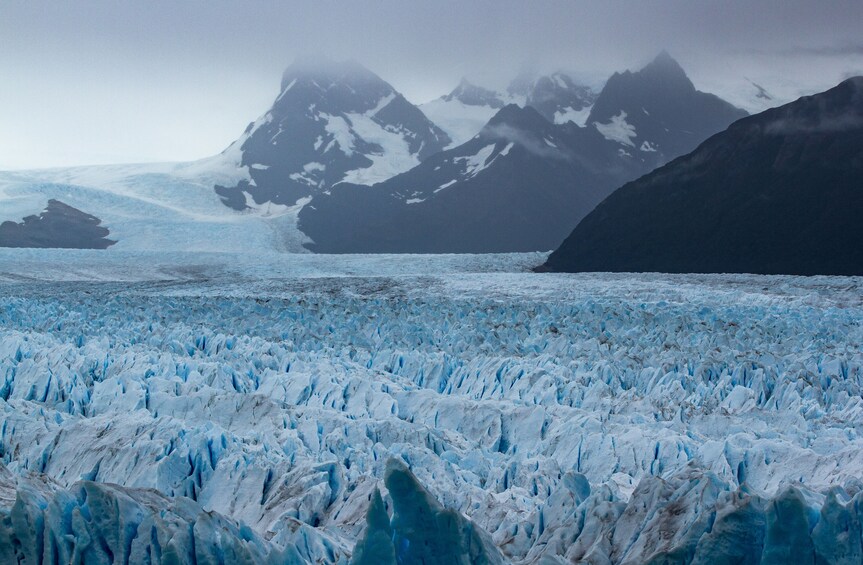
[483,103,549,132]
[639,50,693,87]
[445,77,481,97]
[443,78,504,107]
[507,69,539,97]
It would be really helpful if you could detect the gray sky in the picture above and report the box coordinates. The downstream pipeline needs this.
[2,0,862,169]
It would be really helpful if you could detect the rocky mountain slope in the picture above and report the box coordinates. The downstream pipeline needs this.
[301,53,747,253]
[215,57,451,209]
[543,76,863,275]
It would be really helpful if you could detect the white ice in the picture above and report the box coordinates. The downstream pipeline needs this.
[0,251,861,562]
[594,110,638,147]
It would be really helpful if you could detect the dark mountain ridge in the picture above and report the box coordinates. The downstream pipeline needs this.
[0,199,116,249]
[215,56,450,209]
[542,76,863,275]
[299,53,748,254]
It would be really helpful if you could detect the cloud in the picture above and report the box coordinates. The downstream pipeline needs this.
[765,115,863,135]
[783,43,863,57]
[484,124,569,160]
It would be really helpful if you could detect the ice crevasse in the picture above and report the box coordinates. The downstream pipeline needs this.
[0,271,862,563]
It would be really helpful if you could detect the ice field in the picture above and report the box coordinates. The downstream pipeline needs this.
[1,250,862,563]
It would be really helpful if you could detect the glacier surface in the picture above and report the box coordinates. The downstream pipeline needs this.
[1,251,862,563]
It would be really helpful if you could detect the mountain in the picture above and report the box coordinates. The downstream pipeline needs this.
[0,156,310,253]
[301,53,746,254]
[0,53,745,254]
[542,76,863,275]
[586,50,747,169]
[0,199,115,249]
[299,104,642,253]
[419,79,505,147]
[523,72,596,125]
[0,58,450,253]
[419,72,597,148]
[215,56,451,210]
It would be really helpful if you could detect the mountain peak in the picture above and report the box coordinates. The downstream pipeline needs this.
[841,75,863,90]
[483,104,549,132]
[507,69,538,98]
[442,79,504,108]
[280,56,380,91]
[639,50,691,85]
[652,49,676,66]
[544,76,863,275]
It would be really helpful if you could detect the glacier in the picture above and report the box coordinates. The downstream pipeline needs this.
[1,250,862,563]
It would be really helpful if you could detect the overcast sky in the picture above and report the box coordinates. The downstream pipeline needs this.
[2,0,862,169]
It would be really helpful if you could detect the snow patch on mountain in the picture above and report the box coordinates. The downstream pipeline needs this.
[322,114,357,156]
[420,98,501,148]
[243,193,311,218]
[553,105,593,126]
[455,143,498,179]
[594,110,638,147]
[340,107,422,185]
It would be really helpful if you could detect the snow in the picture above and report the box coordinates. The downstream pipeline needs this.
[553,105,593,127]
[369,92,397,116]
[323,114,356,156]
[317,93,425,186]
[405,198,425,204]
[419,98,499,148]
[339,111,421,186]
[435,179,458,193]
[455,143,497,179]
[243,193,311,218]
[594,110,638,147]
[0,151,312,253]
[287,163,327,188]
[1,252,862,562]
[290,172,317,186]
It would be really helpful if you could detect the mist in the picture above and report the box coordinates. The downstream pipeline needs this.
[1,0,861,169]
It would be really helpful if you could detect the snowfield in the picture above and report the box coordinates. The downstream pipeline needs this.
[1,251,862,563]
[0,156,313,254]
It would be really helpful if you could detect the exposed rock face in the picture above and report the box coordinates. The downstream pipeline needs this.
[301,53,747,254]
[543,76,863,275]
[586,50,748,169]
[214,56,451,210]
[0,199,116,249]
[300,104,638,253]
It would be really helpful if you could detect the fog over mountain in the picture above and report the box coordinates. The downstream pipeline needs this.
[1,0,862,169]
